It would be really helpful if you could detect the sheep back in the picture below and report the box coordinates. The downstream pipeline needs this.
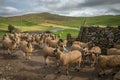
[107,48,120,55]
[60,50,82,66]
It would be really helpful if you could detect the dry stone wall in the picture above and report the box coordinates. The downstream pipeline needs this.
[77,26,120,53]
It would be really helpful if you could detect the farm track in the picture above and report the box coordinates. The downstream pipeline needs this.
[0,42,115,80]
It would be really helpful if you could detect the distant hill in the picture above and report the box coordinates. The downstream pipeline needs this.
[0,12,120,27]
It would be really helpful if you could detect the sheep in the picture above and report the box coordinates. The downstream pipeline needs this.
[7,39,18,54]
[42,44,56,66]
[72,41,92,49]
[107,48,120,55]
[84,46,101,67]
[97,55,120,77]
[71,44,81,51]
[45,34,52,44]
[38,37,44,48]
[2,34,11,49]
[48,39,58,48]
[53,48,82,75]
[20,41,33,60]
[58,39,67,47]
[114,44,120,49]
[2,34,18,54]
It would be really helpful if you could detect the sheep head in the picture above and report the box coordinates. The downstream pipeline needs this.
[53,48,61,59]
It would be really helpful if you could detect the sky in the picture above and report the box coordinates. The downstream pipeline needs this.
[0,0,120,17]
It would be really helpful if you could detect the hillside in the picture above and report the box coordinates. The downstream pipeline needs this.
[0,13,120,28]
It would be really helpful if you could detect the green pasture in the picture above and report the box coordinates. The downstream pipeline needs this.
[53,29,79,39]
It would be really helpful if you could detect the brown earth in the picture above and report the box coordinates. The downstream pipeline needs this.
[0,42,117,80]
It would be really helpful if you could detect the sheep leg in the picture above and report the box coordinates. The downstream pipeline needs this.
[75,60,81,72]
[25,53,28,60]
[98,69,106,77]
[25,53,29,60]
[8,49,11,54]
[11,49,14,55]
[45,57,48,66]
[77,60,81,72]
[57,66,61,74]
[28,53,31,60]
[66,65,69,75]
[44,56,48,68]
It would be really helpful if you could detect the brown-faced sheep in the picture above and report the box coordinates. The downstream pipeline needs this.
[53,48,82,75]
[42,44,56,66]
[85,46,101,67]
[97,55,120,77]
[2,34,17,54]
[20,41,33,60]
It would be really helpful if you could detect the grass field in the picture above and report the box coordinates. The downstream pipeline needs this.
[0,13,120,39]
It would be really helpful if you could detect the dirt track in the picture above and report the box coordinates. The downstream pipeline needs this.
[0,43,116,80]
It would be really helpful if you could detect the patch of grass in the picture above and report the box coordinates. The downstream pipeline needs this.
[0,20,39,26]
[53,29,79,39]
[60,21,82,27]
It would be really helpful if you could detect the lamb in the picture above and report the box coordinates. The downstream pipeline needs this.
[20,41,33,60]
[97,55,120,76]
[53,48,82,75]
[107,48,120,55]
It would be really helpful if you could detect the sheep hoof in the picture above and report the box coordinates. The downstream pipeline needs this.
[57,71,61,74]
[76,69,80,72]
[98,73,105,78]
[112,72,116,76]
[75,68,80,72]
[66,73,68,76]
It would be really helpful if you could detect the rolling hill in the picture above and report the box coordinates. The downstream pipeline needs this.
[0,12,120,28]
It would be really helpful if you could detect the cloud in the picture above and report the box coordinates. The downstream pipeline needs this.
[0,0,120,16]
[0,6,21,16]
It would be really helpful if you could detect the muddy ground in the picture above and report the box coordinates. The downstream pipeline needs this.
[0,42,118,80]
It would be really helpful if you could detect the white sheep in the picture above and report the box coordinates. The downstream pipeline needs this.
[53,48,82,75]
[97,55,120,77]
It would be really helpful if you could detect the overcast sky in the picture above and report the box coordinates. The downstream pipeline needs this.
[0,0,120,17]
